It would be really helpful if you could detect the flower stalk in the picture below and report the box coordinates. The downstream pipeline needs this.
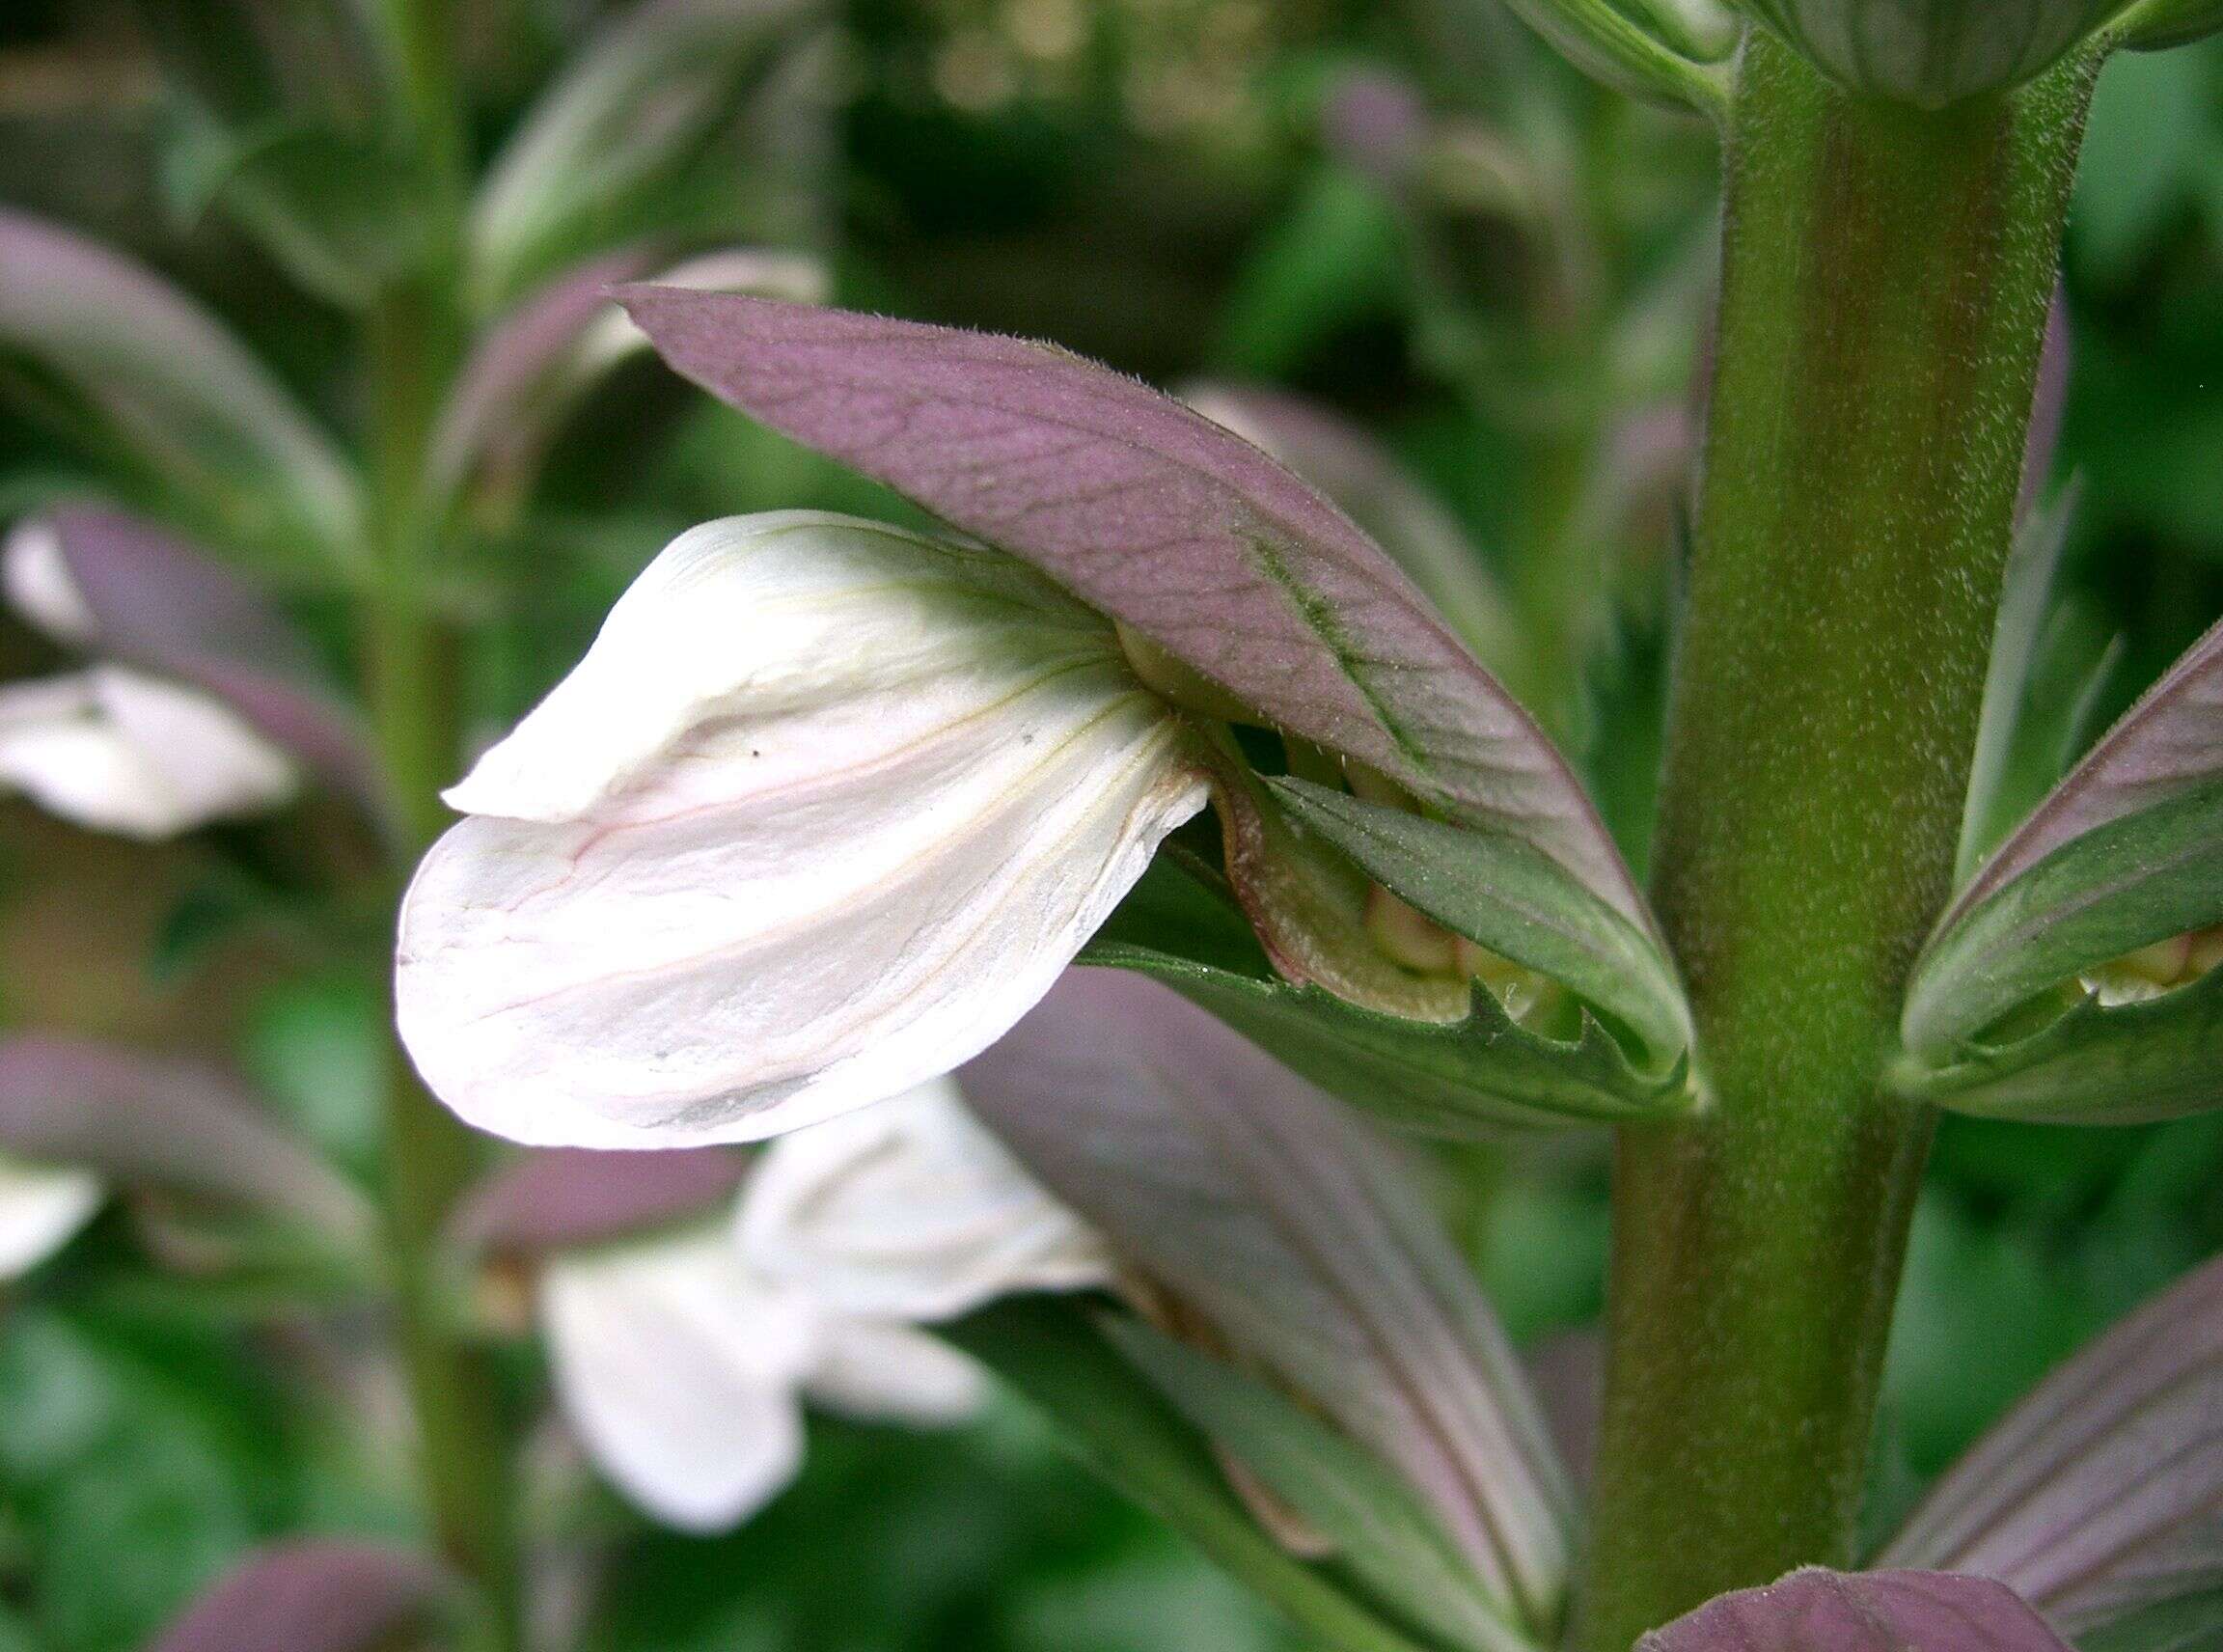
[1575,31,2099,1646]
[358,7,519,1641]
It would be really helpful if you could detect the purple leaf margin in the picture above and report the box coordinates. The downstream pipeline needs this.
[615,289,1651,936]
[1639,1569,2073,1652]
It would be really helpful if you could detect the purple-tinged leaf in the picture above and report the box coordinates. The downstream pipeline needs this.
[1880,1255,2223,1637]
[1941,613,2223,935]
[1524,1330,1604,1497]
[428,246,657,503]
[1179,383,1524,675]
[1907,611,2223,1058]
[944,1295,1440,1652]
[430,246,827,515]
[151,1540,451,1652]
[455,1146,749,1259]
[26,505,382,815]
[0,1034,369,1239]
[1102,1313,1532,1652]
[1639,1569,2073,1651]
[0,208,357,563]
[2018,289,2072,524]
[1960,483,2080,884]
[961,969,1574,1628]
[615,289,1651,938]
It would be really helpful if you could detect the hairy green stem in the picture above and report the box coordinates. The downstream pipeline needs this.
[358,11,519,1637]
[1576,34,2096,1646]
[366,275,522,1650]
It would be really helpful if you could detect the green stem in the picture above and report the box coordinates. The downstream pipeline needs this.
[365,277,521,1648]
[1576,35,2096,1647]
[376,0,466,215]
[357,11,517,1634]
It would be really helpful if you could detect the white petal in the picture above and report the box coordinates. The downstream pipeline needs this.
[539,1227,821,1533]
[803,1317,988,1426]
[398,511,1207,1147]
[2,518,96,645]
[571,248,830,379]
[0,1156,101,1279]
[0,668,297,839]
[738,1075,1112,1323]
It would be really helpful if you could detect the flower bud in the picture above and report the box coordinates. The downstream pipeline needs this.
[1741,0,2127,106]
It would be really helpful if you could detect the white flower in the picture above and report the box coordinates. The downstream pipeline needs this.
[1,517,301,839]
[0,1154,100,1279]
[539,1223,983,1534]
[0,666,298,840]
[2,518,96,645]
[739,1076,1112,1323]
[397,510,1209,1148]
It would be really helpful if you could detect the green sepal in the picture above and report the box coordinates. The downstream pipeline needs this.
[1892,965,2223,1124]
[1905,780,2223,1058]
[1100,1314,1543,1652]
[1085,860,1690,1139]
[2118,0,2223,50]
[1266,777,1691,1065]
[940,1296,1439,1652]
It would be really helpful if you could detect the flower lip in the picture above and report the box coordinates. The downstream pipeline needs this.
[398,510,1210,1148]
[735,1075,1112,1323]
[538,1227,819,1533]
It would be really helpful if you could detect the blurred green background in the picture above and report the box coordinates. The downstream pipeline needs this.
[1,2,2220,1647]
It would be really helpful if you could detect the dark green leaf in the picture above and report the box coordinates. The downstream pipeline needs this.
[1100,1316,1534,1652]
[163,115,431,311]
[0,210,359,567]
[1961,488,2077,882]
[943,1297,1436,1652]
[2079,1592,2223,1652]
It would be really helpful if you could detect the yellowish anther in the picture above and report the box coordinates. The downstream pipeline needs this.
[2079,928,2223,1007]
[1113,622,1257,724]
[1364,886,1463,975]
[2116,933,2194,987]
[2191,926,2223,977]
